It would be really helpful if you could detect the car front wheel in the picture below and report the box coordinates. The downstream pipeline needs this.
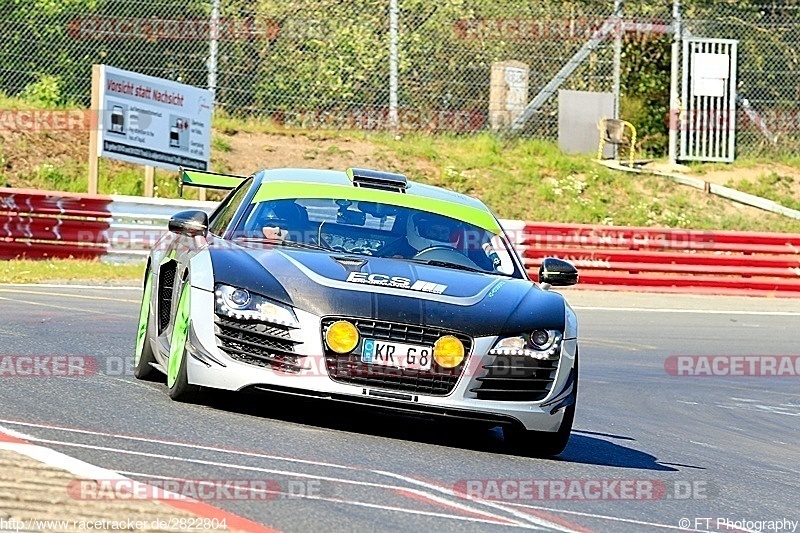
[505,353,578,458]
[134,270,156,380]
[167,281,200,402]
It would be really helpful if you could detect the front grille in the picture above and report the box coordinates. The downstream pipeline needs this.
[157,264,176,334]
[322,318,471,396]
[471,356,559,401]
[214,315,302,372]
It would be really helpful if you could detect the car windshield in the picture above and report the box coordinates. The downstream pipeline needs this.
[232,197,521,276]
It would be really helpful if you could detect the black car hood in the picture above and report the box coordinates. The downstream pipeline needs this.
[208,242,565,336]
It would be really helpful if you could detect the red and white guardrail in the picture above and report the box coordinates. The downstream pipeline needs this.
[0,187,216,262]
[2,187,799,296]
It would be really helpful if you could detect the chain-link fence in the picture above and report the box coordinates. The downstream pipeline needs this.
[681,2,800,155]
[0,0,798,155]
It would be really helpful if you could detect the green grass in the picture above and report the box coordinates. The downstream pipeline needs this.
[17,160,211,199]
[730,172,800,211]
[213,111,283,136]
[365,133,800,232]
[688,154,800,174]
[211,134,233,153]
[3,98,800,232]
[1,259,144,283]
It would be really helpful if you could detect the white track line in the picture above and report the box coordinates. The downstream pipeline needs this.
[573,306,800,316]
[0,295,130,317]
[118,471,531,529]
[0,418,378,471]
[0,425,275,533]
[505,503,751,533]
[0,283,140,290]
[13,435,539,530]
[3,284,796,316]
[0,288,138,303]
[0,419,584,532]
[372,470,583,533]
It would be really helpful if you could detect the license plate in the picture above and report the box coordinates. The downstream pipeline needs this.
[361,339,432,371]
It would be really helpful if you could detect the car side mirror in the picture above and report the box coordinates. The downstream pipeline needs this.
[538,257,578,287]
[168,210,209,237]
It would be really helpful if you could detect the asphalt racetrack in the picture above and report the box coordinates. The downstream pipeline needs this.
[0,284,798,532]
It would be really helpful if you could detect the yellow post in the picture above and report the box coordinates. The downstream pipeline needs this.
[144,166,155,197]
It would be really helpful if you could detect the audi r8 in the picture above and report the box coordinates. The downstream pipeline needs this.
[134,167,579,456]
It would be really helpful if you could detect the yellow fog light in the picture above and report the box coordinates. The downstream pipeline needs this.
[433,335,465,368]
[326,320,359,354]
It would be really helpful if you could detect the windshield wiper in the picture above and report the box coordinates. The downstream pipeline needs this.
[408,259,487,274]
[235,237,328,252]
[408,258,514,277]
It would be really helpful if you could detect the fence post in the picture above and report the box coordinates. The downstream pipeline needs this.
[612,0,623,121]
[203,0,220,203]
[668,0,682,165]
[388,0,399,131]
[612,0,624,160]
[208,0,220,97]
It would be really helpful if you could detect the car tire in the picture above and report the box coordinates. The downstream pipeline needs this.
[134,270,156,380]
[168,344,200,402]
[167,281,200,402]
[506,352,578,458]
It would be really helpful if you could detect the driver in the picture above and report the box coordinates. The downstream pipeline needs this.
[260,201,309,241]
[407,212,460,252]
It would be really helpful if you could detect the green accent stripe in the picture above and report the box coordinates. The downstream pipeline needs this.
[167,283,190,389]
[250,181,501,233]
[134,272,153,366]
[182,170,245,190]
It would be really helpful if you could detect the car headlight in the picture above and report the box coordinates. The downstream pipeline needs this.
[488,330,563,359]
[215,284,298,327]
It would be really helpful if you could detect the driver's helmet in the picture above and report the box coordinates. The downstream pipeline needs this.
[407,212,460,250]
[260,201,308,231]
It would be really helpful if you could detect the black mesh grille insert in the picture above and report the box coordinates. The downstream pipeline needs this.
[157,264,176,334]
[471,356,559,402]
[214,315,302,372]
[322,318,471,396]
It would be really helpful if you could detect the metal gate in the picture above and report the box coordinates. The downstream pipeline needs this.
[680,38,738,162]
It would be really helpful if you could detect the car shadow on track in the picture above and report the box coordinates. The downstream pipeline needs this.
[199,390,684,471]
[558,433,683,471]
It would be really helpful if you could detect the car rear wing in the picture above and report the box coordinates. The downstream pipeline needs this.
[179,169,248,197]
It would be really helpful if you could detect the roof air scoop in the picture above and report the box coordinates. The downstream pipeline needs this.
[346,168,407,192]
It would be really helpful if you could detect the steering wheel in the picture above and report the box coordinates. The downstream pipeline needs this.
[412,245,459,259]
[412,245,483,270]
